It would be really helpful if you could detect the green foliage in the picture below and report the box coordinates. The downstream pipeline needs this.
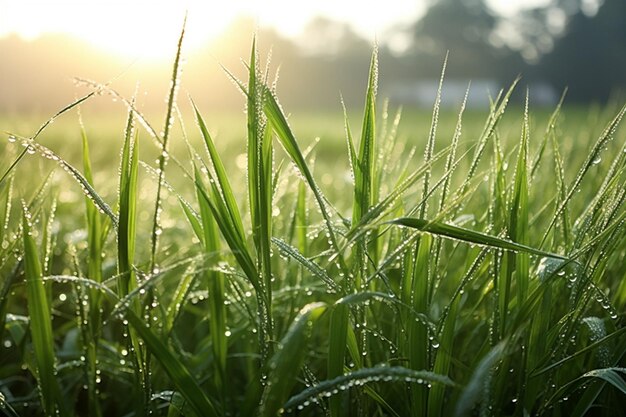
[0,30,625,417]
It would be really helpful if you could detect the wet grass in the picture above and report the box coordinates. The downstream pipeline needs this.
[1,26,625,417]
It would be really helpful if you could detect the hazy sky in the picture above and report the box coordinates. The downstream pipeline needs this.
[0,0,550,58]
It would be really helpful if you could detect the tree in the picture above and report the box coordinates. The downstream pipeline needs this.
[408,0,514,79]
[541,0,626,102]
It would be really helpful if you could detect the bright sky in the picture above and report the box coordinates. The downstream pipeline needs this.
[0,0,550,60]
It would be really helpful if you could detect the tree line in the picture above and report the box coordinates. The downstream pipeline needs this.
[1,0,623,112]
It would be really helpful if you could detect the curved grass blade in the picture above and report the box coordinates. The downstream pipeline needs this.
[124,310,219,417]
[187,115,229,393]
[531,326,626,377]
[390,217,567,260]
[0,90,97,186]
[284,366,455,412]
[545,367,626,408]
[454,342,506,417]
[260,302,327,417]
[263,87,348,274]
[7,135,118,228]
[190,99,246,243]
[272,237,339,292]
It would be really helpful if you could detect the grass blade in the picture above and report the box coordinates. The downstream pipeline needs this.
[260,302,327,417]
[22,206,67,416]
[285,366,455,413]
[390,217,567,259]
[124,311,219,417]
[149,15,186,272]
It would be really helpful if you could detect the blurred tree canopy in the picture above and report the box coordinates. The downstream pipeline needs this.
[540,0,626,102]
[407,0,520,79]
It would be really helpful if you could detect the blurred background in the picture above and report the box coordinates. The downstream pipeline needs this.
[1,0,625,115]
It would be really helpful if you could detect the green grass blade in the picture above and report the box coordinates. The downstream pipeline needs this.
[530,89,566,178]
[164,269,196,334]
[420,52,447,219]
[192,158,228,395]
[545,367,626,408]
[390,217,566,259]
[79,121,104,417]
[22,206,67,416]
[352,47,378,225]
[191,100,247,252]
[117,106,138,295]
[407,233,432,416]
[8,135,118,228]
[327,303,349,417]
[531,326,626,377]
[428,296,459,416]
[509,92,530,305]
[454,342,506,417]
[453,79,519,208]
[540,103,626,247]
[342,97,359,205]
[0,91,97,186]
[149,15,186,272]
[285,366,455,413]
[124,310,219,417]
[80,118,103,286]
[295,181,307,253]
[439,83,468,210]
[260,302,327,417]
[271,238,339,291]
[192,167,258,288]
[263,88,348,274]
[344,146,452,242]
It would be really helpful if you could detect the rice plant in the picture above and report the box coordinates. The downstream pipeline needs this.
[0,21,625,417]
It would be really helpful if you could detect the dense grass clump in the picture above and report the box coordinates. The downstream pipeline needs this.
[1,26,625,417]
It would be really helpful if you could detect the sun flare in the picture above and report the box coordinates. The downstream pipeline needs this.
[1,1,246,61]
[79,3,240,60]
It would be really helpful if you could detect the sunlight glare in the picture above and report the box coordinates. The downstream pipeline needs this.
[76,2,236,60]
[0,1,244,60]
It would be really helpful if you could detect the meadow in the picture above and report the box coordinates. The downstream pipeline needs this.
[1,29,625,417]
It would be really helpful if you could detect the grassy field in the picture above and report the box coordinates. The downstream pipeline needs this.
[1,33,625,417]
